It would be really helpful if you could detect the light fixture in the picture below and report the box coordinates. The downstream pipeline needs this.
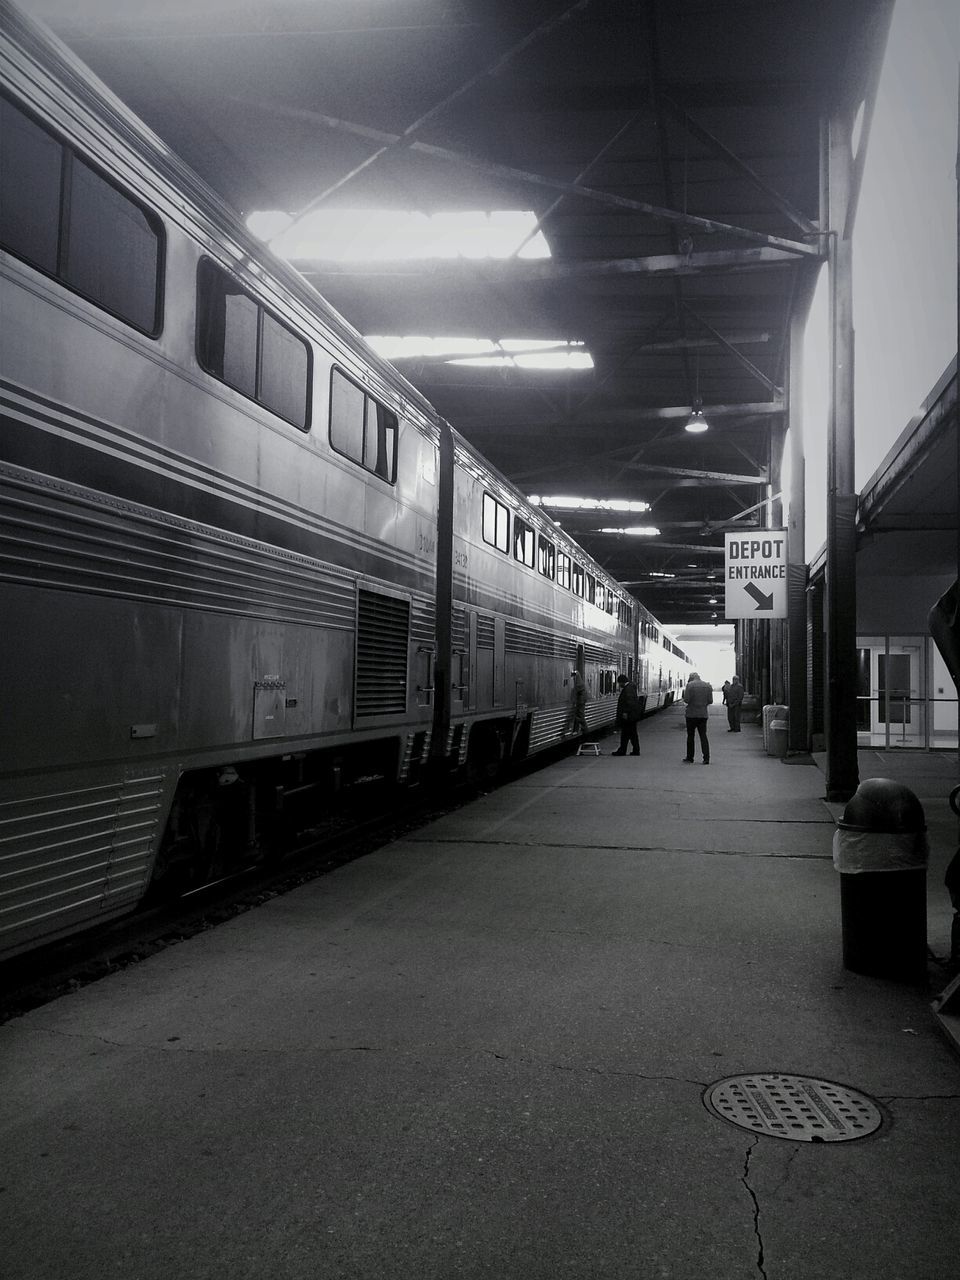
[685,399,710,433]
[685,345,710,432]
[709,597,718,604]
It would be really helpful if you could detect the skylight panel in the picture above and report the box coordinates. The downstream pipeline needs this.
[529,497,651,513]
[597,526,661,537]
[366,337,593,372]
[247,209,551,260]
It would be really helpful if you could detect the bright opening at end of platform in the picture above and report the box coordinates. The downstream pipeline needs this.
[247,209,551,260]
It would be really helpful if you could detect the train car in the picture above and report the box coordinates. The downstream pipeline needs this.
[0,0,445,956]
[635,605,692,714]
[437,429,638,780]
[0,0,688,960]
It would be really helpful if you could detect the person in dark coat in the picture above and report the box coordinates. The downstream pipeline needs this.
[724,675,745,731]
[611,674,642,755]
[682,671,713,764]
[569,669,587,738]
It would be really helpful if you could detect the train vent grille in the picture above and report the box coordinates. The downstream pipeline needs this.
[356,590,409,716]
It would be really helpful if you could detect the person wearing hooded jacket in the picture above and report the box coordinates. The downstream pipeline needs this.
[682,671,713,764]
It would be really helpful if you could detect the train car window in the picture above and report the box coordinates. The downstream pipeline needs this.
[595,582,606,611]
[537,535,555,579]
[572,563,585,597]
[198,259,310,429]
[606,589,615,615]
[557,551,571,590]
[482,492,510,553]
[363,400,398,482]
[585,573,596,605]
[330,369,365,461]
[329,368,396,480]
[619,599,633,627]
[513,517,535,568]
[261,310,309,428]
[0,96,61,273]
[65,156,161,333]
[0,93,162,335]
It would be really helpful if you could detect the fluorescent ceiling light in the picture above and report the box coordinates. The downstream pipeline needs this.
[247,209,551,261]
[529,496,650,513]
[597,526,661,537]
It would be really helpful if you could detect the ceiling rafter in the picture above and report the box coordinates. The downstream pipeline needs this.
[295,246,804,279]
[683,305,782,396]
[288,0,593,218]
[658,95,819,236]
[243,99,822,257]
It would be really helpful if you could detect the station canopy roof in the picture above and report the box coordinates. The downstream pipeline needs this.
[24,0,892,624]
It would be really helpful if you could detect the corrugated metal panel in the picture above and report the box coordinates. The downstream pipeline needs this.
[476,615,496,649]
[356,590,409,716]
[0,772,165,955]
[0,466,357,630]
[409,596,436,646]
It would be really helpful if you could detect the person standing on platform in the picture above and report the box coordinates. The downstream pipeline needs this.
[611,673,642,755]
[569,669,587,739]
[724,675,745,732]
[682,671,713,764]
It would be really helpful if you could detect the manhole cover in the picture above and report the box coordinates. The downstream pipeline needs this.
[704,1073,883,1142]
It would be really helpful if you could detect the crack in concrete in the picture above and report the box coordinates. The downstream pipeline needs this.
[742,1137,768,1280]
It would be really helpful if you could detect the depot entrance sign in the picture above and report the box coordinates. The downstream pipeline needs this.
[724,531,787,619]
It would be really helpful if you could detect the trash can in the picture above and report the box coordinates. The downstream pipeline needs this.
[762,704,787,752]
[767,716,789,758]
[832,778,928,980]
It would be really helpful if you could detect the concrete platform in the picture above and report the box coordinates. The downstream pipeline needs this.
[2,707,958,1279]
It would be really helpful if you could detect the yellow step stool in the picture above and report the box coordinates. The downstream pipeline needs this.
[576,742,602,756]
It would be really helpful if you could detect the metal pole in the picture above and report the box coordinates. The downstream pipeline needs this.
[824,110,860,801]
[786,271,815,753]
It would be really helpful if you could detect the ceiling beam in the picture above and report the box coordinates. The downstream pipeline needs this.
[457,401,783,423]
[684,306,782,395]
[288,0,594,217]
[659,96,819,236]
[248,101,822,258]
[295,246,802,280]
[617,463,767,484]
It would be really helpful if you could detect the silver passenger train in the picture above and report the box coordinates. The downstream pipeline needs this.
[0,1,691,959]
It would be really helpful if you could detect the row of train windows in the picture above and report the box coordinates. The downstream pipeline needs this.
[0,92,397,484]
[481,492,633,625]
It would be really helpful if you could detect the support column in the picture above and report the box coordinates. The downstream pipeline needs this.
[824,111,860,801]
[786,271,816,754]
